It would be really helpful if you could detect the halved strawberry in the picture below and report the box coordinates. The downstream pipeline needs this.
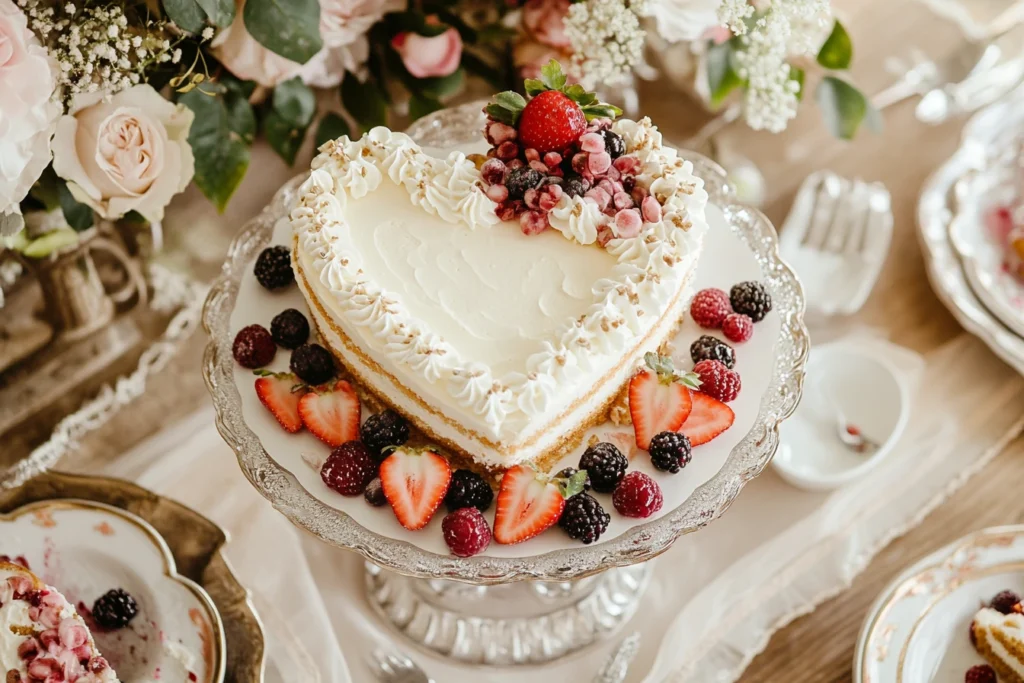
[255,371,305,433]
[680,392,735,446]
[379,447,452,531]
[493,466,587,545]
[629,353,700,450]
[298,380,360,447]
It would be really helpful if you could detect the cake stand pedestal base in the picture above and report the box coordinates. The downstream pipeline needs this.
[365,561,652,666]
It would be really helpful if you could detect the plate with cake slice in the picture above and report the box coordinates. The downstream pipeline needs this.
[855,525,1024,683]
[203,66,808,583]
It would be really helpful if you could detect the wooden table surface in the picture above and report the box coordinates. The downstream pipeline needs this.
[57,0,1024,680]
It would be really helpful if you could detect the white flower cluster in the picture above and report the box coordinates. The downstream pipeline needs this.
[17,0,180,105]
[564,0,649,88]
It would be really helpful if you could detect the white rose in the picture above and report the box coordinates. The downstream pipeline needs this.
[52,84,195,223]
[0,0,60,220]
[644,0,721,43]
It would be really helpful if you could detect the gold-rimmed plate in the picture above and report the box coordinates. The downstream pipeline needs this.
[855,525,1024,683]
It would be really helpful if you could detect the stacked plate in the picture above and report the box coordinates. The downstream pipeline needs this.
[919,85,1024,374]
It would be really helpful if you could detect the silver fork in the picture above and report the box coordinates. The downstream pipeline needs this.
[369,647,432,683]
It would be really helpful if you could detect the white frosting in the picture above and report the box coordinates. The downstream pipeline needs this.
[976,607,1024,678]
[290,120,709,458]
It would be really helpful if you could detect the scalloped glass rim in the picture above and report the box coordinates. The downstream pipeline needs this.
[202,103,810,584]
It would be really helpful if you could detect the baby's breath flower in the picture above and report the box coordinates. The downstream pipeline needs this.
[564,0,649,88]
[201,26,214,41]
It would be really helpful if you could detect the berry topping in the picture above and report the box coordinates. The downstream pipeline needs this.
[233,324,276,368]
[321,441,377,496]
[254,245,294,290]
[92,589,138,630]
[600,130,625,158]
[693,359,741,403]
[679,392,735,446]
[442,507,492,557]
[612,472,663,518]
[690,288,732,329]
[360,409,410,459]
[444,469,494,512]
[254,371,305,433]
[628,352,700,450]
[690,335,736,369]
[722,313,754,343]
[965,665,996,683]
[578,442,628,493]
[990,589,1022,614]
[380,447,452,530]
[289,343,335,385]
[556,466,591,491]
[558,493,610,544]
[729,281,772,322]
[270,308,310,349]
[505,166,544,200]
[648,431,692,473]
[493,466,587,544]
[364,478,387,507]
[298,379,360,448]
[480,158,507,185]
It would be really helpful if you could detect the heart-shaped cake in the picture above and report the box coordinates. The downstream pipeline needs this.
[290,72,708,472]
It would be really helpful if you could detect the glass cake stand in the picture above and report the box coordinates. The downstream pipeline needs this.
[202,103,809,667]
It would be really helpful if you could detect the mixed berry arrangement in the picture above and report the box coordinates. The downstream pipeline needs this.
[477,61,662,242]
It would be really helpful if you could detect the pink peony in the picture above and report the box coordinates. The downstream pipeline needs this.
[391,20,463,79]
[522,0,571,49]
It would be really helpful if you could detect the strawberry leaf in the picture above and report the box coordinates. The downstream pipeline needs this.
[495,91,526,111]
[678,371,702,390]
[559,469,589,498]
[524,78,547,97]
[540,59,567,91]
[485,102,519,126]
[582,103,623,121]
[564,84,597,106]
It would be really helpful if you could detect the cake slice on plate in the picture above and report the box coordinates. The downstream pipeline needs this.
[0,561,117,683]
[972,590,1024,682]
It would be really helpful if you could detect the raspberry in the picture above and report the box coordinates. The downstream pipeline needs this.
[92,589,138,630]
[600,130,625,158]
[364,478,387,506]
[648,431,691,473]
[270,308,309,349]
[690,335,735,369]
[444,469,494,512]
[690,288,732,329]
[232,324,276,368]
[556,466,591,491]
[965,665,996,683]
[321,442,377,496]
[254,245,293,290]
[442,507,491,557]
[579,442,628,493]
[506,167,544,200]
[289,343,335,385]
[558,493,610,544]
[729,281,772,322]
[991,590,1022,614]
[722,313,754,343]
[360,409,410,459]
[612,472,663,518]
[693,359,741,403]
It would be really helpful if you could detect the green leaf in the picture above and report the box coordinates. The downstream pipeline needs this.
[264,109,306,166]
[314,112,350,148]
[196,0,234,26]
[409,93,443,120]
[243,0,322,64]
[524,78,546,97]
[340,73,387,132]
[789,66,805,102]
[272,77,316,128]
[179,86,251,212]
[415,68,464,100]
[563,84,596,106]
[162,0,206,33]
[581,103,622,121]
[57,182,94,231]
[495,90,525,111]
[817,19,852,70]
[707,41,744,108]
[815,76,874,140]
[484,103,517,126]
[23,229,79,259]
[540,60,566,91]
[559,469,589,499]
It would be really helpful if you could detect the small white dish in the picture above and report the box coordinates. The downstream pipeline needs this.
[772,344,909,491]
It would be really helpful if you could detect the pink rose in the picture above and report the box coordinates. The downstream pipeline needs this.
[391,21,462,79]
[522,0,570,49]
[512,39,567,80]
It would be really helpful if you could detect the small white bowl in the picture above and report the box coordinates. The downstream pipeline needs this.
[772,344,910,492]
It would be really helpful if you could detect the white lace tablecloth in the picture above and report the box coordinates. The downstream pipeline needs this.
[98,332,1024,683]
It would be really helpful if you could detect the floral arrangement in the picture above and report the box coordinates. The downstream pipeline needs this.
[0,0,863,264]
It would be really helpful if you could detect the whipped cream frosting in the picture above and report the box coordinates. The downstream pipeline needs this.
[290,119,709,442]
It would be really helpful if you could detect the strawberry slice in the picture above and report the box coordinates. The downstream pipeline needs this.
[493,466,587,545]
[629,352,700,450]
[254,371,305,433]
[680,392,735,446]
[379,447,452,531]
[298,379,360,448]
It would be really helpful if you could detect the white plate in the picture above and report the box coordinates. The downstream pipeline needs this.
[856,525,1024,683]
[0,499,226,683]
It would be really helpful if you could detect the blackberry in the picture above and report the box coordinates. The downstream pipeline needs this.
[649,431,691,473]
[254,245,294,290]
[92,589,138,630]
[505,167,544,200]
[444,469,494,512]
[563,174,590,198]
[556,466,591,492]
[991,590,1022,614]
[364,478,387,506]
[558,493,610,544]
[232,324,276,369]
[578,442,628,493]
[289,343,335,385]
[600,130,625,158]
[270,308,310,349]
[360,409,410,459]
[689,335,735,369]
[729,281,772,322]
